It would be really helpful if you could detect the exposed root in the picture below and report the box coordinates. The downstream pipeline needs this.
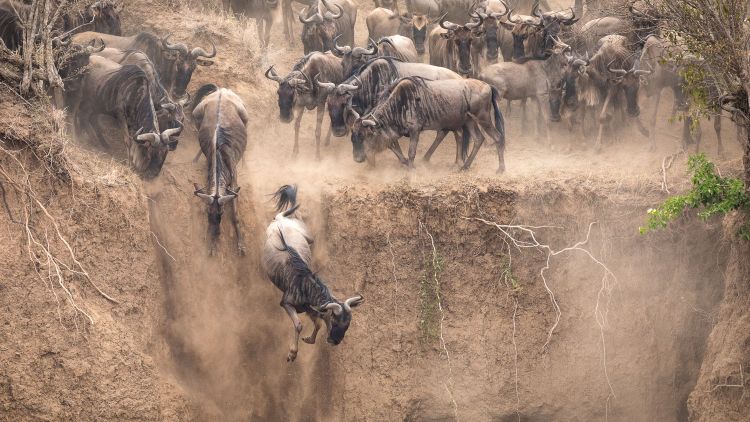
[660,152,681,193]
[705,363,746,394]
[463,216,618,415]
[386,232,399,310]
[419,221,459,422]
[152,232,176,262]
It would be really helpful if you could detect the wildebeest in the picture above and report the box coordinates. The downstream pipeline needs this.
[69,56,182,179]
[502,3,577,61]
[223,0,279,49]
[478,36,571,147]
[62,0,123,36]
[265,51,344,159]
[350,77,506,172]
[333,35,418,78]
[583,35,650,151]
[191,84,249,256]
[365,7,438,55]
[429,16,485,77]
[473,0,510,63]
[263,184,364,362]
[0,0,122,50]
[299,0,357,55]
[72,31,216,98]
[320,57,468,164]
[93,47,185,135]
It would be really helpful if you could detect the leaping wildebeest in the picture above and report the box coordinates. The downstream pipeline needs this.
[69,56,182,179]
[350,76,507,172]
[299,0,357,55]
[191,84,249,256]
[71,31,216,98]
[263,185,364,362]
[265,51,344,159]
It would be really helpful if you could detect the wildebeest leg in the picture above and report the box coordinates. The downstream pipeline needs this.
[302,314,322,344]
[406,131,421,168]
[388,140,409,166]
[461,119,486,171]
[283,304,303,362]
[422,129,449,163]
[535,95,551,148]
[314,106,325,160]
[594,91,614,153]
[521,98,528,129]
[648,91,662,151]
[293,108,304,157]
[229,200,245,256]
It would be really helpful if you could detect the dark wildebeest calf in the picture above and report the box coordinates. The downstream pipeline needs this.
[191,84,249,256]
[263,185,364,362]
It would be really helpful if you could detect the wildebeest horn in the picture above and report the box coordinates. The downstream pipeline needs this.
[573,58,587,67]
[353,38,377,56]
[633,68,651,76]
[319,302,343,316]
[177,93,191,107]
[266,0,277,6]
[343,295,364,312]
[191,39,216,58]
[362,119,377,127]
[439,19,460,30]
[336,76,361,94]
[507,11,522,24]
[323,4,343,20]
[264,65,283,83]
[629,3,646,18]
[532,1,542,18]
[429,13,447,25]
[85,38,105,53]
[718,94,741,113]
[162,33,189,54]
[193,183,214,204]
[607,60,628,75]
[467,12,484,29]
[562,7,579,25]
[299,8,323,24]
[160,124,183,144]
[217,192,237,205]
[136,132,161,147]
[350,107,360,120]
[332,34,351,55]
[315,74,336,93]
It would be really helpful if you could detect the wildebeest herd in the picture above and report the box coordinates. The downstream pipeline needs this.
[0,0,740,361]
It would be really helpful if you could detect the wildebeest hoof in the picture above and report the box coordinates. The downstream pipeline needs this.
[287,350,298,362]
[302,335,316,344]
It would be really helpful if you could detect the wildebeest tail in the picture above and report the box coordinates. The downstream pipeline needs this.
[191,83,219,109]
[272,184,300,217]
[490,86,506,148]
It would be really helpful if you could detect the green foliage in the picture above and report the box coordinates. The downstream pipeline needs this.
[419,253,443,344]
[640,154,750,237]
[502,260,522,292]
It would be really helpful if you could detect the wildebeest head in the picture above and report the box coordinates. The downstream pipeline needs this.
[332,35,377,78]
[193,183,239,252]
[349,111,397,163]
[320,76,360,136]
[266,65,316,122]
[89,0,123,35]
[549,52,587,122]
[475,1,510,62]
[315,295,364,345]
[440,18,484,76]
[299,4,343,55]
[131,125,183,179]
[504,4,577,61]
[161,34,216,98]
[156,97,187,143]
[607,61,651,117]
[397,13,434,55]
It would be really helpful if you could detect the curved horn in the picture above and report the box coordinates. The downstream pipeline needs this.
[193,184,214,204]
[633,69,651,76]
[264,65,283,83]
[320,302,343,316]
[160,125,183,144]
[428,13,447,25]
[629,3,646,18]
[332,34,351,56]
[343,295,364,311]
[362,119,377,127]
[191,39,216,58]
[467,12,484,29]
[507,11,522,24]
[217,193,237,205]
[323,4,343,20]
[562,7,579,25]
[299,8,322,24]
[315,74,336,93]
[439,19,460,30]
[160,102,176,111]
[573,58,587,67]
[532,1,542,18]
[85,38,105,53]
[162,33,188,54]
[136,132,160,146]
[607,60,628,75]
[177,93,191,107]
